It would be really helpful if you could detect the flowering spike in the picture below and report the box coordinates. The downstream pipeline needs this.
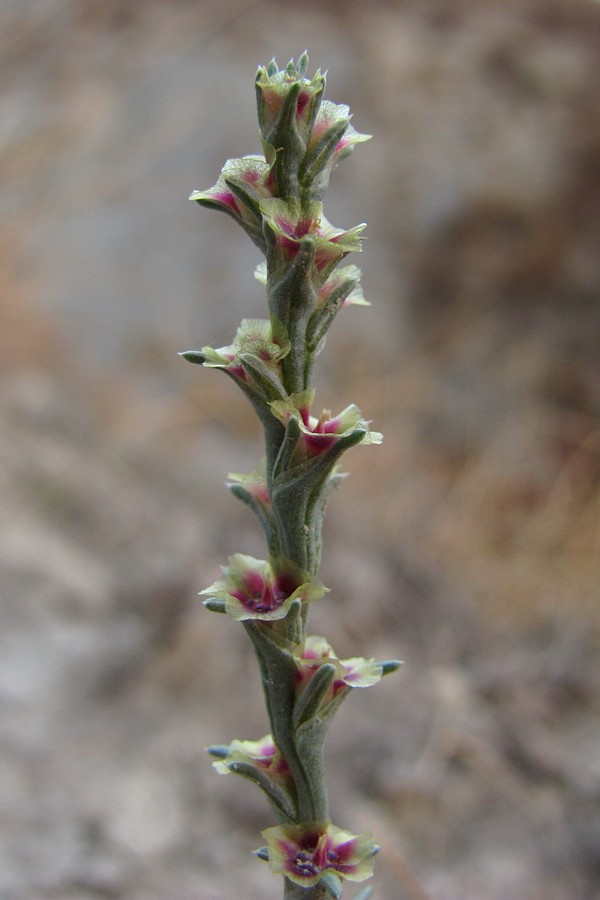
[186,53,398,896]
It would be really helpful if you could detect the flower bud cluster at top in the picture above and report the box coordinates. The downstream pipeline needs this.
[185,55,398,897]
[189,51,371,401]
[186,53,377,582]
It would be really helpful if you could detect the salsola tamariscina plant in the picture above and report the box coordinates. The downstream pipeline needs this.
[183,53,401,899]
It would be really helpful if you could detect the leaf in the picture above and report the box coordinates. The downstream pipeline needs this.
[206,744,230,759]
[319,871,343,898]
[293,663,336,729]
[226,760,296,822]
[379,660,403,676]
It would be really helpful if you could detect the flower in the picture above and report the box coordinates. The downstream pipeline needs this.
[301,100,371,196]
[308,100,371,161]
[270,390,382,461]
[227,461,271,508]
[189,156,275,250]
[260,198,365,277]
[211,734,290,779]
[315,264,369,310]
[261,821,379,887]
[198,318,289,382]
[295,635,383,698]
[200,554,326,621]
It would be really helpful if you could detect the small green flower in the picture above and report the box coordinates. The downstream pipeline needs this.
[211,734,290,779]
[308,101,371,160]
[301,100,371,197]
[198,318,289,382]
[189,156,275,250]
[270,390,382,461]
[188,53,396,894]
[261,820,379,887]
[315,264,368,310]
[200,554,326,621]
[227,461,271,508]
[260,198,366,277]
[295,635,383,698]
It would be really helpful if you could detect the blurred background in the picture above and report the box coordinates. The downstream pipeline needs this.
[1,1,599,898]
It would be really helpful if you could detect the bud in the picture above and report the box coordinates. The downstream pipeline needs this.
[255,54,325,151]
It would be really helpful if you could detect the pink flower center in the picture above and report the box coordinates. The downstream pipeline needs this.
[302,432,338,455]
[293,851,319,878]
[234,570,296,614]
[296,91,310,118]
[213,191,240,214]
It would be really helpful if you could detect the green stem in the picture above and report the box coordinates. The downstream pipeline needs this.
[284,879,328,899]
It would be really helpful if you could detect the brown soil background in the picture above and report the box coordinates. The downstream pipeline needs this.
[1,1,599,898]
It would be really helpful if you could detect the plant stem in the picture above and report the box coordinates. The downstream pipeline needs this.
[284,879,328,899]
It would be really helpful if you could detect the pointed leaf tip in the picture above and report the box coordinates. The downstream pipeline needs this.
[179,350,206,365]
[380,660,403,676]
[202,597,227,614]
[206,744,230,759]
